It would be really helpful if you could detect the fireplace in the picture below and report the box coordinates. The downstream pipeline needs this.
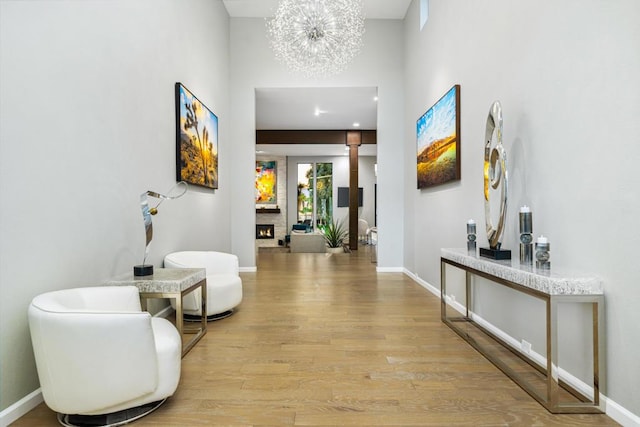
[256,224,275,239]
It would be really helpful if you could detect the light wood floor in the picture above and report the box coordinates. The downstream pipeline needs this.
[14,247,618,426]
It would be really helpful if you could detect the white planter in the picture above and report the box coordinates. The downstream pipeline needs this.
[326,247,344,254]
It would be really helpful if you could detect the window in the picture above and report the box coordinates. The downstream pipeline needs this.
[297,162,333,230]
[420,0,429,31]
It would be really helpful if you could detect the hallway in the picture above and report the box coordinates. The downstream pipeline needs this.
[14,248,617,426]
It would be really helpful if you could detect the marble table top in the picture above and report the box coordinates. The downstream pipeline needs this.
[105,268,206,293]
[441,248,603,295]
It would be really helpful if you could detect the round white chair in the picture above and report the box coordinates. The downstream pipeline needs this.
[164,251,243,321]
[28,286,181,427]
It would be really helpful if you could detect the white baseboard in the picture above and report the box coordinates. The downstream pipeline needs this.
[239,266,257,273]
[469,310,598,400]
[404,268,640,427]
[0,388,43,427]
[605,398,640,427]
[376,266,404,273]
[403,268,439,297]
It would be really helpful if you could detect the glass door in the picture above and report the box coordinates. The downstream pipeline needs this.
[297,162,333,231]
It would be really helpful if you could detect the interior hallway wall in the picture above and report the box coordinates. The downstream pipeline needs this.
[403,0,640,417]
[0,0,231,413]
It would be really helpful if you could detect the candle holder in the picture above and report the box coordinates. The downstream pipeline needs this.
[535,236,550,271]
[467,220,476,255]
[519,207,533,265]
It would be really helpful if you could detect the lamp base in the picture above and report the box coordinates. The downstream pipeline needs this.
[480,247,512,260]
[133,264,154,277]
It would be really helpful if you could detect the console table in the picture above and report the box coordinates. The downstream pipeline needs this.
[106,268,207,357]
[441,248,605,414]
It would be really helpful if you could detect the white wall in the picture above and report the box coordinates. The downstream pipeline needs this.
[404,0,640,418]
[0,0,230,412]
[230,19,404,270]
[358,156,377,228]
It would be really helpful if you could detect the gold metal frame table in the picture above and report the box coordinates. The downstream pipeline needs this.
[441,248,605,414]
[106,268,207,357]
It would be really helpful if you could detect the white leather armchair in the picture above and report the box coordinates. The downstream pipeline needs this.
[164,251,243,320]
[28,286,181,425]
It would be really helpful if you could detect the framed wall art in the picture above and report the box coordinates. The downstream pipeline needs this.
[255,160,277,204]
[175,82,218,189]
[416,84,461,189]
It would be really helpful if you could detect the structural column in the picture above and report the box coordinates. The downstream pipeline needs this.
[347,130,361,250]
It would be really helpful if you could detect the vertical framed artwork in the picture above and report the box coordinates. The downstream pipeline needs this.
[255,160,277,204]
[175,82,218,189]
[416,84,461,189]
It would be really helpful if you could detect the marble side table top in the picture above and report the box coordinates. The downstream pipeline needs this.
[441,248,603,295]
[105,268,206,293]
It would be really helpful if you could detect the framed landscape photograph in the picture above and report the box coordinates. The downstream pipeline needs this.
[255,160,277,204]
[175,82,218,189]
[416,84,461,189]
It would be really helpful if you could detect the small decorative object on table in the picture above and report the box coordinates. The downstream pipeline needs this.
[519,206,533,265]
[134,181,188,277]
[467,219,477,255]
[535,235,550,271]
[480,101,511,260]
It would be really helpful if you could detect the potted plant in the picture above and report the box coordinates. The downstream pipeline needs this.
[322,218,348,253]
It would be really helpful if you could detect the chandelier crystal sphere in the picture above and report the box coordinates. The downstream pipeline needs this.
[267,0,365,77]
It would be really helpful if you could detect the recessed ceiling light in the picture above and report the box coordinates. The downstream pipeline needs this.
[373,96,378,102]
[353,122,360,127]
[256,150,266,154]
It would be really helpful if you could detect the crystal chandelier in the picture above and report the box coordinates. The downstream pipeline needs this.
[266,0,365,77]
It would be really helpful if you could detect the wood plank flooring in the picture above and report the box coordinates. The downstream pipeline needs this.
[13,247,618,426]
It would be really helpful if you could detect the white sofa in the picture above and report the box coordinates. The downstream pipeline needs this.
[164,251,243,320]
[28,286,181,425]
[289,231,327,253]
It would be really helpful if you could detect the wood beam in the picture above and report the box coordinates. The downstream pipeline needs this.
[256,130,376,145]
[347,130,361,251]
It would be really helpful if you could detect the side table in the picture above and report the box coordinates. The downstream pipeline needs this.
[106,268,207,357]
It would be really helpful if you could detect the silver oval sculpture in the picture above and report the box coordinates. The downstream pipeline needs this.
[484,101,508,250]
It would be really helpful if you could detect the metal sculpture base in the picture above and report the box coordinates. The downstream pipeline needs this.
[57,399,165,427]
[184,310,234,322]
[133,265,154,277]
[480,247,512,260]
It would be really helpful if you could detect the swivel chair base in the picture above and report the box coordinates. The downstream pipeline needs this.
[184,310,234,322]
[57,399,165,427]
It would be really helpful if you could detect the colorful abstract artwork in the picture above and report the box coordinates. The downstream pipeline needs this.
[416,85,461,189]
[255,160,277,204]
[175,82,218,189]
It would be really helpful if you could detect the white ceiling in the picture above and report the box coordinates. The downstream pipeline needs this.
[255,87,378,157]
[256,87,378,130]
[227,0,407,157]
[222,0,412,19]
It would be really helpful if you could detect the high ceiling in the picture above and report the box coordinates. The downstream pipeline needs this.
[222,0,412,19]
[225,0,411,157]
